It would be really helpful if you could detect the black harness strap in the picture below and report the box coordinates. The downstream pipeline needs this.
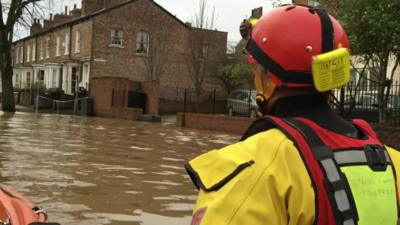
[313,8,334,53]
[283,119,359,225]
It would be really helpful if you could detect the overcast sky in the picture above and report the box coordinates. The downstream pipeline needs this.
[50,0,291,44]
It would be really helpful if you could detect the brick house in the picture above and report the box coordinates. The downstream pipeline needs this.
[11,0,227,114]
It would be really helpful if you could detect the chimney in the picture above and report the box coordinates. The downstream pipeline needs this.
[251,7,263,19]
[65,6,68,15]
[71,4,82,17]
[53,13,73,26]
[50,13,53,20]
[82,0,103,15]
[185,22,192,27]
[30,19,42,35]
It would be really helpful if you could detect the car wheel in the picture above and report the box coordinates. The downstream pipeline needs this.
[249,109,257,118]
[228,107,234,116]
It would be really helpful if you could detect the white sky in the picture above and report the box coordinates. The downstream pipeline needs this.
[53,0,292,44]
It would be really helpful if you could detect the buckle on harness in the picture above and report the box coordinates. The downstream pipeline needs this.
[365,145,388,171]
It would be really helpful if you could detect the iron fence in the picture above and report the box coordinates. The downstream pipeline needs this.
[331,81,400,127]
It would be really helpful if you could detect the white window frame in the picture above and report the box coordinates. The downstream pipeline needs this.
[40,41,44,60]
[65,33,70,55]
[75,31,80,53]
[19,45,23,63]
[136,31,149,55]
[56,35,60,56]
[32,43,36,61]
[26,44,30,62]
[46,38,50,58]
[111,29,123,46]
[15,73,20,88]
[16,46,19,64]
[52,69,58,88]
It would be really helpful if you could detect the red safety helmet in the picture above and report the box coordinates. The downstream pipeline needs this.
[244,5,350,88]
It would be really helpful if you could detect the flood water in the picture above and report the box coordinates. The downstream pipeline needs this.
[0,112,239,225]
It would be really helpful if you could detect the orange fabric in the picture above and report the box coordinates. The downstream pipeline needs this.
[0,185,46,225]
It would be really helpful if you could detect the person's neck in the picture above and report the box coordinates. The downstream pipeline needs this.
[270,95,359,138]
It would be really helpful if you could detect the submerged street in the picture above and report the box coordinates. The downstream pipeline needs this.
[0,112,238,225]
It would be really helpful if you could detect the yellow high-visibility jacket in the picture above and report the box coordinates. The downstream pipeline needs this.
[186,128,400,225]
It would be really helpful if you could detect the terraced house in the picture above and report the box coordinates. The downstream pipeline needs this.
[11,0,227,114]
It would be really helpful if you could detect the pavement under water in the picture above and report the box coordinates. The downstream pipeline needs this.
[0,112,239,225]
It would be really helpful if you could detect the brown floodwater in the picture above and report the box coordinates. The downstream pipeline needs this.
[0,112,239,225]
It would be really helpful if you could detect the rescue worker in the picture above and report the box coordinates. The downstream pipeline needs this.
[185,5,400,225]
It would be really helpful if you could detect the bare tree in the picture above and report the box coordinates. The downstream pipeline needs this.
[186,0,219,112]
[141,32,172,82]
[0,0,53,112]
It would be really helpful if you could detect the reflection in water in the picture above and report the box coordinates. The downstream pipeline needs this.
[0,112,238,224]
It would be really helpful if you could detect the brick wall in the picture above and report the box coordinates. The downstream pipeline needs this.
[91,0,227,100]
[176,113,400,148]
[176,113,253,134]
[90,77,159,119]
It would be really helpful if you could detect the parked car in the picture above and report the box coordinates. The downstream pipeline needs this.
[227,89,258,118]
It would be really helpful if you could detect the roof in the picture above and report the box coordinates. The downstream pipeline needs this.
[14,0,190,44]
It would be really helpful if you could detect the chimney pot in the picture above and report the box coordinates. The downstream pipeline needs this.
[74,4,77,9]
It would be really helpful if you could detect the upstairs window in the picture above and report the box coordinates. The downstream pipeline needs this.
[16,46,19,64]
[136,31,149,55]
[75,31,81,53]
[111,29,123,46]
[199,45,208,61]
[46,38,50,58]
[27,44,30,62]
[65,33,70,55]
[56,36,60,56]
[32,43,36,61]
[40,41,44,59]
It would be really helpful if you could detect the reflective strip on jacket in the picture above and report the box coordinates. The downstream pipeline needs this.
[186,128,400,225]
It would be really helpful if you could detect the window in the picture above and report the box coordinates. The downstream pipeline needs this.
[27,44,30,62]
[40,41,44,59]
[52,69,57,88]
[38,70,45,82]
[136,32,149,55]
[111,29,123,46]
[65,33,70,55]
[32,43,36,61]
[16,46,19,64]
[15,73,20,88]
[46,38,50,58]
[199,45,208,60]
[75,31,80,53]
[26,72,31,88]
[19,46,23,63]
[350,68,379,92]
[56,36,60,56]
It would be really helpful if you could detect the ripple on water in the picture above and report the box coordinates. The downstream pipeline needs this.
[0,112,238,225]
